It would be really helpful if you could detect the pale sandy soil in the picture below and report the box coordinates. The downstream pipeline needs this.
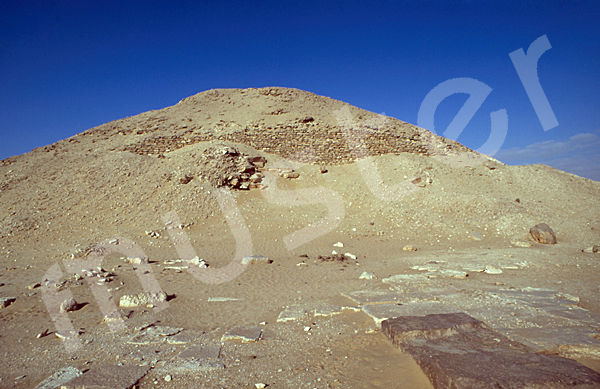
[1,87,599,388]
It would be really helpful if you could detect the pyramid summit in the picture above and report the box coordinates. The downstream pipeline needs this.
[62,86,474,165]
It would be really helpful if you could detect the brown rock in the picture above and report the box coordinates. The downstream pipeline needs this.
[382,313,600,389]
[530,223,557,244]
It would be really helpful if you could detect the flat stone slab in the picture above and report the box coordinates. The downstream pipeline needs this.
[166,329,205,344]
[362,302,461,327]
[314,305,345,317]
[34,366,82,389]
[60,365,149,389]
[342,290,404,305]
[373,278,600,358]
[159,359,225,373]
[382,313,600,389]
[208,297,242,302]
[221,325,262,343]
[504,326,600,358]
[128,325,183,345]
[277,306,307,322]
[178,344,221,359]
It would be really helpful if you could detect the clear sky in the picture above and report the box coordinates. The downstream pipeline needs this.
[1,0,599,180]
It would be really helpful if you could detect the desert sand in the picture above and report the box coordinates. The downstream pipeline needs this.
[1,87,600,388]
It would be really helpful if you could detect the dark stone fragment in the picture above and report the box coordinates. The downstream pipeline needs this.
[383,313,600,389]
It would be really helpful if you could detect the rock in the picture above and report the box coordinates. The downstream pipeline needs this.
[333,242,344,247]
[363,302,461,328]
[179,175,193,184]
[403,245,417,251]
[126,256,149,265]
[178,344,221,359]
[241,255,272,265]
[247,156,267,168]
[583,245,600,253]
[164,374,172,382]
[530,223,557,244]
[119,291,167,307]
[59,365,149,389]
[344,252,357,260]
[27,283,41,290]
[145,230,160,238]
[189,256,207,267]
[0,296,16,309]
[221,325,262,343]
[359,271,376,280]
[484,265,503,274]
[282,172,300,179]
[277,306,307,322]
[33,366,82,389]
[469,232,484,241]
[319,165,328,174]
[314,305,345,317]
[59,298,78,313]
[166,329,205,344]
[382,313,600,389]
[128,325,183,345]
[208,297,242,302]
[512,241,532,248]
[255,383,267,389]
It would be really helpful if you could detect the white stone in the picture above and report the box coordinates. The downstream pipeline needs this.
[359,271,376,280]
[119,291,167,307]
[127,256,149,265]
[60,298,78,313]
[484,265,503,274]
[333,242,344,247]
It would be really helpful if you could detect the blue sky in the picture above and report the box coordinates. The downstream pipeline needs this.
[1,1,599,180]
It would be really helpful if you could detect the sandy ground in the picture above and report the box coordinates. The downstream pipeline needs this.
[1,87,599,388]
